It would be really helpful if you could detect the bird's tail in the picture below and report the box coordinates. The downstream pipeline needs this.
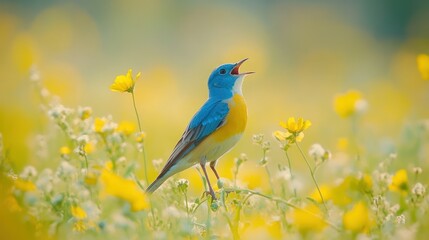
[146,174,169,194]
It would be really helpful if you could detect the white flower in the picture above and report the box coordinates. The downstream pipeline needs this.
[57,161,76,177]
[413,167,422,175]
[76,135,90,145]
[412,182,426,197]
[309,144,325,158]
[395,214,406,224]
[20,166,38,179]
[36,169,54,192]
[355,99,368,114]
[390,204,400,213]
[252,134,264,145]
[308,143,331,162]
[29,65,41,82]
[275,168,291,181]
[48,104,73,120]
[152,159,164,170]
[82,201,101,220]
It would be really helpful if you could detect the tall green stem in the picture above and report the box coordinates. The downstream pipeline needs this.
[131,92,142,132]
[131,92,148,183]
[295,142,328,213]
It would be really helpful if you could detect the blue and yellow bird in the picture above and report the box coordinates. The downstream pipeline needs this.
[146,58,254,199]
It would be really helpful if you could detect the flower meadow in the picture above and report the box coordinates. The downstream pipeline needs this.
[1,61,429,240]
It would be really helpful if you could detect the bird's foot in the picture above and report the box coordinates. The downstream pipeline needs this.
[203,190,217,201]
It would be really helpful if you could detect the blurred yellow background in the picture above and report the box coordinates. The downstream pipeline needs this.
[1,0,428,193]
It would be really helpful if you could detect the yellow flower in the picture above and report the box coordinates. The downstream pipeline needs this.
[343,202,373,233]
[110,69,140,93]
[417,54,429,80]
[337,137,349,151]
[334,90,365,118]
[239,165,270,192]
[14,179,36,192]
[389,169,408,195]
[93,117,106,133]
[100,169,149,211]
[84,142,95,154]
[280,117,312,134]
[273,130,290,141]
[290,204,327,234]
[276,117,311,144]
[60,146,71,155]
[309,179,353,207]
[4,195,22,213]
[241,214,282,239]
[116,121,136,136]
[71,206,87,220]
[309,185,332,203]
[73,220,87,232]
[84,171,98,186]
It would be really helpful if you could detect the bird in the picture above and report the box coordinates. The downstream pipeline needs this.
[146,58,254,199]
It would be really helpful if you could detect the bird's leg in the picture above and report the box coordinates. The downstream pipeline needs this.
[200,162,216,200]
[209,161,220,180]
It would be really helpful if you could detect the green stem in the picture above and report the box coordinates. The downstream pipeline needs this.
[131,92,148,184]
[83,153,89,170]
[295,142,328,213]
[183,191,190,218]
[131,92,142,132]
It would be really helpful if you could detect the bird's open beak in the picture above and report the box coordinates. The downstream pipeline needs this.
[231,58,255,75]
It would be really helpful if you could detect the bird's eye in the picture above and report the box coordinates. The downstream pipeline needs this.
[219,69,226,75]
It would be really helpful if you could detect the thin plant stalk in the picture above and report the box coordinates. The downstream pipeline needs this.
[131,91,148,184]
[295,142,328,213]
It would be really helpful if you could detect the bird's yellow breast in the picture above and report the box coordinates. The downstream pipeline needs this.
[212,94,247,141]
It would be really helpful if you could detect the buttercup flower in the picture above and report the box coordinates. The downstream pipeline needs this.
[83,142,96,154]
[334,90,367,118]
[116,121,136,136]
[280,117,312,134]
[14,179,37,192]
[343,201,373,233]
[275,117,311,144]
[110,69,141,93]
[290,204,327,234]
[60,146,71,155]
[389,169,408,195]
[100,168,149,211]
[71,206,87,220]
[417,54,429,80]
[273,130,290,141]
[93,117,106,133]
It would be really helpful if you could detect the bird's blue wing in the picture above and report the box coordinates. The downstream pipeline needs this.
[157,99,229,177]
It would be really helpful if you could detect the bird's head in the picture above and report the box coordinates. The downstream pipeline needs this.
[208,58,254,98]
